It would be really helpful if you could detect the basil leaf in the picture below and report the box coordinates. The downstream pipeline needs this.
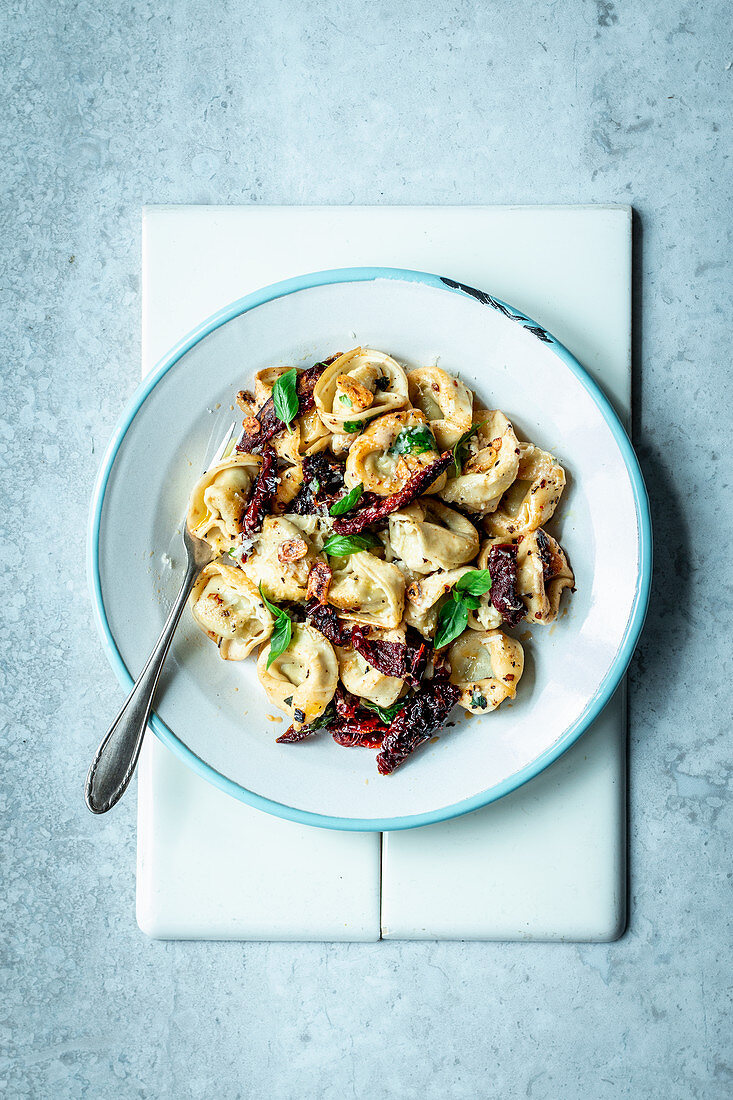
[258,584,281,617]
[338,393,353,407]
[362,699,405,724]
[470,688,488,709]
[343,420,363,434]
[322,533,382,557]
[389,426,437,456]
[259,584,294,669]
[272,368,299,431]
[266,613,292,669]
[316,702,337,729]
[329,483,363,516]
[452,424,479,476]
[434,597,468,650]
[453,569,492,598]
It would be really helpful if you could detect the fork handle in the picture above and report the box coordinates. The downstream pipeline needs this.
[85,558,200,814]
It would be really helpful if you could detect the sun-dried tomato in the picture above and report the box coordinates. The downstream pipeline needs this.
[331,688,387,748]
[332,728,385,749]
[276,724,316,744]
[349,626,428,687]
[240,445,278,546]
[376,678,459,775]
[305,600,345,645]
[331,451,453,535]
[290,452,346,515]
[306,604,428,686]
[487,543,525,626]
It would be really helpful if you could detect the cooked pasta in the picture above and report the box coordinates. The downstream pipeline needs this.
[191,562,274,659]
[448,629,524,713]
[313,348,409,434]
[257,623,339,728]
[407,365,473,449]
[186,346,575,773]
[483,441,566,537]
[344,409,447,496]
[388,499,479,574]
[187,453,261,554]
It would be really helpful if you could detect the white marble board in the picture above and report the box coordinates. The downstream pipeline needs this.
[137,204,630,941]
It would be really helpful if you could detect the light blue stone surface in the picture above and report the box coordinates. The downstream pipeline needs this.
[1,1,731,1096]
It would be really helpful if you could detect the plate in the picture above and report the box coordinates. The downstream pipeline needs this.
[89,268,651,830]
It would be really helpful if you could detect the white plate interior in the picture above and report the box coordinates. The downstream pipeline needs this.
[97,277,640,823]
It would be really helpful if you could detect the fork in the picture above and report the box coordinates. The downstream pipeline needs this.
[85,424,236,814]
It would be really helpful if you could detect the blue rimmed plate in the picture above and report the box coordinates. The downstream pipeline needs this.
[88,268,651,830]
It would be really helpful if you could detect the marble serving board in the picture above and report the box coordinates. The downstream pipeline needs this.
[137,204,630,941]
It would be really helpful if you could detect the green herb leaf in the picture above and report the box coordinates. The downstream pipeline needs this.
[272,368,299,431]
[322,532,382,557]
[362,699,405,724]
[258,584,280,617]
[453,569,492,598]
[343,420,363,434]
[317,702,337,729]
[294,702,336,737]
[434,597,469,650]
[267,614,292,669]
[329,483,363,516]
[451,424,479,477]
[338,393,353,407]
[259,584,294,668]
[389,426,437,457]
[470,688,488,709]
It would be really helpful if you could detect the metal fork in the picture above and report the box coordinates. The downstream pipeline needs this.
[85,424,237,814]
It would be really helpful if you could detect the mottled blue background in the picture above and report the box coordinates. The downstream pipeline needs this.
[1,1,731,1097]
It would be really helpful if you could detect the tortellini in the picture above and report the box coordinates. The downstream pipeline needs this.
[283,514,335,553]
[270,422,304,510]
[297,408,331,456]
[403,567,474,637]
[448,629,524,713]
[242,516,318,602]
[236,366,292,419]
[186,347,576,766]
[483,441,566,537]
[344,410,447,497]
[253,365,292,407]
[407,365,473,449]
[187,453,260,554]
[437,410,520,517]
[328,551,405,629]
[336,627,406,707]
[257,623,338,727]
[314,347,409,435]
[388,499,479,574]
[478,529,574,625]
[466,591,504,633]
[190,562,273,660]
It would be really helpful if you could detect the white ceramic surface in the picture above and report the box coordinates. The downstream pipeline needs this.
[136,204,631,940]
[94,261,646,827]
[137,735,381,940]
